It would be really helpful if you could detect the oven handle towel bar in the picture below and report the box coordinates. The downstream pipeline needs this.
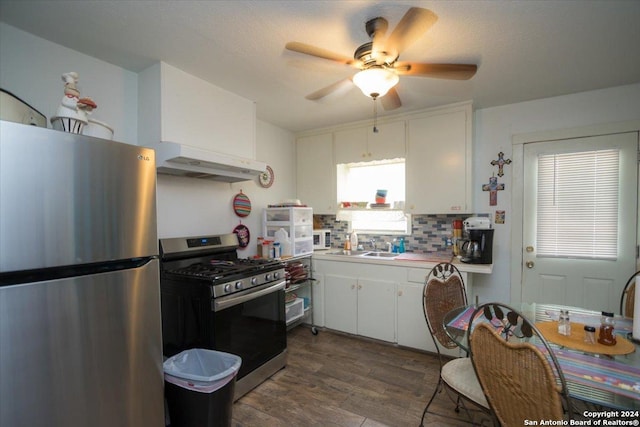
[213,280,286,311]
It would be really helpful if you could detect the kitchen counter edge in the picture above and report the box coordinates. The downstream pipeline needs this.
[312,251,493,274]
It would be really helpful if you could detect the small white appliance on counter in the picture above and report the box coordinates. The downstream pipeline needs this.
[313,229,332,250]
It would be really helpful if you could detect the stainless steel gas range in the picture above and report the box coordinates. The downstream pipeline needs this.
[159,233,287,400]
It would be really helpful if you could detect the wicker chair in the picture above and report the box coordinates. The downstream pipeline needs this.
[468,302,572,426]
[419,263,489,426]
[620,271,639,318]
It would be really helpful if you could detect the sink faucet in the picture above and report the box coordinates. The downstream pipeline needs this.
[369,239,376,251]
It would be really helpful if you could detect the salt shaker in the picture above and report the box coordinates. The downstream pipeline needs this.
[558,309,571,336]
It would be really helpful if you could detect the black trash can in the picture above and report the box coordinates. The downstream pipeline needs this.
[163,349,242,427]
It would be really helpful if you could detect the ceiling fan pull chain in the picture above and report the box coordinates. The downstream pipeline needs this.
[372,96,379,133]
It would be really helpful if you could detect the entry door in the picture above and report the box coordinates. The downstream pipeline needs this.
[522,132,638,312]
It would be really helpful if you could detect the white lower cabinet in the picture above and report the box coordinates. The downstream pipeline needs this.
[317,258,470,355]
[324,274,357,334]
[357,278,396,342]
[324,274,396,342]
[397,282,431,352]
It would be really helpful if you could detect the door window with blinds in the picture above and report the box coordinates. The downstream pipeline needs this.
[536,149,619,260]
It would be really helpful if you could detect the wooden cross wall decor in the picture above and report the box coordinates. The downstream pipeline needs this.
[482,175,505,206]
[490,152,512,177]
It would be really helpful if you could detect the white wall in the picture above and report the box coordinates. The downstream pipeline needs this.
[0,23,296,255]
[472,83,640,303]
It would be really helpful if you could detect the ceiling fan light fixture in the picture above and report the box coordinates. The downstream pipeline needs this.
[353,67,399,98]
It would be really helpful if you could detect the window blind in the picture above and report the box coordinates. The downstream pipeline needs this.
[536,149,619,260]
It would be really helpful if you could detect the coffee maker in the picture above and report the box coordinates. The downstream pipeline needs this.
[459,217,494,264]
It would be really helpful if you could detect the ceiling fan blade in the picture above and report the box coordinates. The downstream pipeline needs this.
[385,7,438,57]
[305,78,354,101]
[381,87,402,110]
[286,42,356,66]
[365,18,389,65]
[395,62,478,80]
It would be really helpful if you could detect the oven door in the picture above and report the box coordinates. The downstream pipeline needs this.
[212,280,287,380]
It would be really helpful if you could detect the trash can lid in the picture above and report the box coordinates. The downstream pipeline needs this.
[163,348,242,383]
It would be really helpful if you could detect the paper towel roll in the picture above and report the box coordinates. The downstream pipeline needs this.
[633,276,640,341]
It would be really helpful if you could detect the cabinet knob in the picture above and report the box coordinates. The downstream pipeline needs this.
[358,284,362,290]
[398,290,403,297]
[351,284,356,290]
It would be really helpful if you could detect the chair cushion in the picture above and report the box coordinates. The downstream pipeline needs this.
[441,357,489,408]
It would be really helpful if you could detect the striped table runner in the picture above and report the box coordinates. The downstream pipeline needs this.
[554,348,640,401]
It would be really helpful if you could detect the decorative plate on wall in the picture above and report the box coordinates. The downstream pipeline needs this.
[259,165,274,188]
[233,190,252,217]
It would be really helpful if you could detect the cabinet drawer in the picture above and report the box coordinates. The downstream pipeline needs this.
[294,239,313,256]
[264,207,312,223]
[407,268,430,284]
[265,225,312,240]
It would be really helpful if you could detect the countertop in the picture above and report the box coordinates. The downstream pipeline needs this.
[312,250,493,274]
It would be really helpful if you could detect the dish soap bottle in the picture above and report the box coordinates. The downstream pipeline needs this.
[344,234,351,251]
[398,237,405,253]
[350,231,358,251]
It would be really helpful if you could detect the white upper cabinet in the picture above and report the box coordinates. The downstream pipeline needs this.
[334,120,405,164]
[138,62,256,159]
[406,102,472,213]
[296,132,335,214]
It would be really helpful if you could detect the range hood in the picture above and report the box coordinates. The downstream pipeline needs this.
[151,141,266,183]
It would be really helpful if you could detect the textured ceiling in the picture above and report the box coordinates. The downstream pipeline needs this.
[1,0,639,132]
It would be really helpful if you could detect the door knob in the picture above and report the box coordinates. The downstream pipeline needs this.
[526,261,534,268]
[526,246,534,253]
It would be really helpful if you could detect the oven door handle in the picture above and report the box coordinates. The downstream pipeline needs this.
[213,280,286,311]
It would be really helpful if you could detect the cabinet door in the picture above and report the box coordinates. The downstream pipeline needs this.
[334,127,367,164]
[334,122,406,164]
[367,121,406,161]
[311,272,325,327]
[324,274,357,334]
[296,133,335,213]
[406,105,471,213]
[397,282,432,352]
[357,278,396,342]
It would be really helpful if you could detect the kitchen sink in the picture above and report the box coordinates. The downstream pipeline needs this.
[361,252,398,258]
[325,250,369,256]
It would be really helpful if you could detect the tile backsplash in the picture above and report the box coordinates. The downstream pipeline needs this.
[314,214,477,255]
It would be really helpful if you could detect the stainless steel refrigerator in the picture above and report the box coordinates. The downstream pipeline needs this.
[0,120,164,427]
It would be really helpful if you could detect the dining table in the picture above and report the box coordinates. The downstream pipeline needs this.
[443,302,640,411]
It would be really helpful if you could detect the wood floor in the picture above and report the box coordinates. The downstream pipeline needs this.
[231,326,478,427]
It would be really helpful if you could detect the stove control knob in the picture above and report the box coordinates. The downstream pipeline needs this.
[273,272,280,280]
[235,281,243,290]
[224,284,232,293]
[265,273,271,281]
[251,277,258,286]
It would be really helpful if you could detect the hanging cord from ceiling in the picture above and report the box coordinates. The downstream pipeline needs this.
[372,94,379,133]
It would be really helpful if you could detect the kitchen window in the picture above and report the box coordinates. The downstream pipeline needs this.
[336,159,409,234]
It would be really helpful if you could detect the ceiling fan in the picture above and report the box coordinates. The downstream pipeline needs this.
[285,7,477,111]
